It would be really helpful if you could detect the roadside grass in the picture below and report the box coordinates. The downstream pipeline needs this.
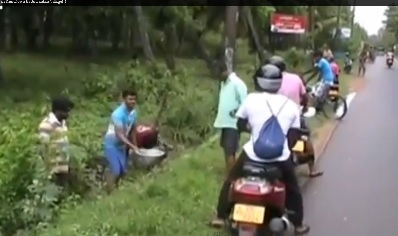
[36,72,351,236]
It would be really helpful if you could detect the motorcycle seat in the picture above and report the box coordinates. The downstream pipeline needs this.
[242,161,282,181]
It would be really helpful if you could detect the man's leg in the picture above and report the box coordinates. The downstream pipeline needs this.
[220,128,239,178]
[211,151,247,227]
[300,116,323,178]
[276,159,310,234]
[103,146,122,194]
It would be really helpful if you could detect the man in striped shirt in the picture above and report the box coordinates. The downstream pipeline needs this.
[38,96,74,185]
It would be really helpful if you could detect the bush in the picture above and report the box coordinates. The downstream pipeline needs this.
[0,58,218,234]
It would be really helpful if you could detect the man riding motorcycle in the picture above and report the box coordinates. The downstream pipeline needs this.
[386,50,394,66]
[344,52,353,74]
[210,64,310,234]
[267,55,323,178]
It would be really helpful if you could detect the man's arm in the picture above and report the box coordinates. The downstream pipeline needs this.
[112,113,136,150]
[291,105,301,129]
[235,95,250,133]
[236,80,248,105]
[127,111,138,146]
[299,78,309,107]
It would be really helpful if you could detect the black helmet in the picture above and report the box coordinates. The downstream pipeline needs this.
[253,64,283,93]
[267,55,286,72]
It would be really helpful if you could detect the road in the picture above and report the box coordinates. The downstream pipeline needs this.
[303,57,398,235]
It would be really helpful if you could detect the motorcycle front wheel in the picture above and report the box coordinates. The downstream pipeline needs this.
[331,94,348,120]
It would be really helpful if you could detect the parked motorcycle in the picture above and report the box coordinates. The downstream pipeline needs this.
[387,58,393,69]
[343,59,353,74]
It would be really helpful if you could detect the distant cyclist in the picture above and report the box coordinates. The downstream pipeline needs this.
[303,50,334,111]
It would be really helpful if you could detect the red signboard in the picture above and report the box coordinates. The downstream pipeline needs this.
[270,13,306,34]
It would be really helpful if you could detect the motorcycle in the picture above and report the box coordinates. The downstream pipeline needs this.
[343,59,352,74]
[387,58,393,68]
[227,161,292,235]
[226,109,314,235]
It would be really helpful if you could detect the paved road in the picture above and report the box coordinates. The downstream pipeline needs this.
[303,57,398,235]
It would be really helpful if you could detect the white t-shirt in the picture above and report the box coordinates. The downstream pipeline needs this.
[235,92,301,163]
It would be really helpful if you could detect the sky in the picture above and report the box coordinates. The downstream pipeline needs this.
[354,6,387,35]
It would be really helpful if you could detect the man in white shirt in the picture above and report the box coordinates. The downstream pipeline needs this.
[210,64,310,234]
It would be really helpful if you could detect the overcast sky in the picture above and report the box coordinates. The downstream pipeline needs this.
[354,6,387,35]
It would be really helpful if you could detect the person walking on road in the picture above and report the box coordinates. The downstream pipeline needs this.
[214,63,248,178]
[358,47,368,77]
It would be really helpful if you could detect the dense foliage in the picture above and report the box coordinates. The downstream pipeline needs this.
[378,6,398,48]
[0,6,368,235]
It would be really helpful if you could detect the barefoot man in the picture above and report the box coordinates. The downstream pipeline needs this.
[214,63,247,178]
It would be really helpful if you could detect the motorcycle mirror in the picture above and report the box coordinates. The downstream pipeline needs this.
[302,107,316,118]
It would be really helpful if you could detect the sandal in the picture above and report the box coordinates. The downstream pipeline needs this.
[309,171,323,178]
[209,217,225,229]
[295,224,310,234]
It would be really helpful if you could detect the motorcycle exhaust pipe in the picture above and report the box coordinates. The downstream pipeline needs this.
[269,215,293,234]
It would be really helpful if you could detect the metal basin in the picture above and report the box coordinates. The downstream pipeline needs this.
[133,148,166,168]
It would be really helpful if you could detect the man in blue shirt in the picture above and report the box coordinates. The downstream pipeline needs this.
[303,50,335,111]
[103,89,138,193]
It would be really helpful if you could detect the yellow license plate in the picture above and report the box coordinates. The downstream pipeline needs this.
[232,204,265,224]
[292,140,305,152]
[329,90,338,96]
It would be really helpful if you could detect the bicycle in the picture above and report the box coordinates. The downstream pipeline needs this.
[305,81,348,120]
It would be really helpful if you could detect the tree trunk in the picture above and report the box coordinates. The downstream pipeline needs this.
[42,8,54,49]
[163,23,177,71]
[224,6,239,72]
[308,6,315,49]
[133,5,155,62]
[242,6,265,64]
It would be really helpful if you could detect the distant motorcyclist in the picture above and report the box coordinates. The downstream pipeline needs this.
[267,55,323,178]
[210,63,310,234]
[386,50,394,61]
[343,53,353,74]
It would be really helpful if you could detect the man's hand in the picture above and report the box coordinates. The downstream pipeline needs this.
[229,110,237,118]
[129,144,139,153]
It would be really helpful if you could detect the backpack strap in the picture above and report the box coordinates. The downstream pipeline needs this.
[265,99,289,116]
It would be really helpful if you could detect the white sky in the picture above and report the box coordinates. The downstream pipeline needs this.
[354,6,387,35]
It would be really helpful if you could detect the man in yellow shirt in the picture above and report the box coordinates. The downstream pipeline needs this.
[38,96,74,186]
